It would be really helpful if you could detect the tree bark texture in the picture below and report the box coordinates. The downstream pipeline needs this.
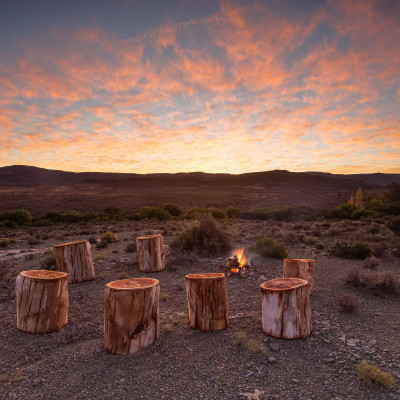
[283,259,315,293]
[185,273,229,331]
[136,234,165,272]
[260,278,311,339]
[104,278,160,354]
[54,240,95,283]
[15,270,69,333]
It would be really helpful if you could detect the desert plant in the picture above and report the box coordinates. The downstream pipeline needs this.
[337,293,362,312]
[232,331,268,355]
[357,361,394,388]
[0,209,32,226]
[367,224,381,235]
[0,239,15,248]
[94,254,106,261]
[345,269,400,294]
[328,241,372,259]
[211,209,226,219]
[225,206,241,219]
[161,323,174,333]
[160,293,170,302]
[163,204,183,217]
[250,237,288,259]
[101,231,117,243]
[26,235,40,245]
[169,215,232,256]
[362,256,380,269]
[88,236,97,244]
[371,242,388,258]
[388,217,400,235]
[40,249,56,270]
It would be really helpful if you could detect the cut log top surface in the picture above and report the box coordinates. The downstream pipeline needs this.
[106,278,159,290]
[185,273,225,280]
[261,278,309,291]
[136,234,162,240]
[54,240,89,247]
[284,258,314,263]
[20,270,69,281]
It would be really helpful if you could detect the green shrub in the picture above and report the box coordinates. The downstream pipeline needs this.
[242,205,319,222]
[367,224,380,234]
[0,209,32,226]
[211,209,226,219]
[163,204,183,217]
[328,241,372,259]
[345,269,400,294]
[351,208,375,219]
[27,235,40,245]
[40,249,56,270]
[357,361,394,387]
[32,218,53,227]
[250,237,288,259]
[225,206,241,219]
[103,207,126,221]
[101,231,117,243]
[169,216,232,256]
[385,182,400,202]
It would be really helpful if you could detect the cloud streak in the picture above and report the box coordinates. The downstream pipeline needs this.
[0,0,399,173]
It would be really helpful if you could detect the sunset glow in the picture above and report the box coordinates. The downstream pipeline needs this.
[1,0,399,174]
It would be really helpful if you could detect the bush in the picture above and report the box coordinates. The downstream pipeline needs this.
[328,241,372,259]
[88,236,97,244]
[385,182,400,202]
[243,205,319,222]
[40,249,56,270]
[337,293,362,312]
[387,217,400,235]
[250,237,288,259]
[169,216,232,256]
[345,269,400,294]
[225,206,240,219]
[351,208,375,219]
[357,361,394,387]
[211,209,226,219]
[138,206,172,221]
[362,256,380,269]
[0,209,32,226]
[163,204,183,217]
[101,231,117,243]
[326,203,357,219]
[367,224,380,235]
[0,239,15,248]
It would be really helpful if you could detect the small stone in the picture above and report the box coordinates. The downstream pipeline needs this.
[32,378,42,387]
[292,378,299,383]
[268,357,276,363]
[326,358,335,364]
[270,343,280,351]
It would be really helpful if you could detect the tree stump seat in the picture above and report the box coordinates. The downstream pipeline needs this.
[136,234,165,272]
[15,270,69,333]
[283,258,315,293]
[260,277,311,339]
[185,273,229,331]
[104,278,160,354]
[54,240,95,283]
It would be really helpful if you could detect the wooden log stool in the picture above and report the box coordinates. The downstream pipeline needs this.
[104,278,160,354]
[136,234,165,272]
[54,240,95,283]
[260,278,311,339]
[283,258,315,293]
[15,270,69,333]
[185,273,229,331]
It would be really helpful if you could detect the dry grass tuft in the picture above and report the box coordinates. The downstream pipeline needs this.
[357,361,394,388]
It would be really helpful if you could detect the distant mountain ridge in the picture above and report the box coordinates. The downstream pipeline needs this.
[0,165,397,188]
[305,171,400,186]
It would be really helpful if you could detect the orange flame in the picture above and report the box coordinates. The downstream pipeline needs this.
[235,247,247,269]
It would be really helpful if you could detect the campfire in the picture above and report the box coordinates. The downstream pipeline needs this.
[225,248,249,277]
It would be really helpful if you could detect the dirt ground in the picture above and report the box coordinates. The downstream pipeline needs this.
[1,218,400,400]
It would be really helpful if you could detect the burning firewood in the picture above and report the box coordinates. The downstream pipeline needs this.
[224,248,249,277]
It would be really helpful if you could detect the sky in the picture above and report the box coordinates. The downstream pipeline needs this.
[0,0,399,174]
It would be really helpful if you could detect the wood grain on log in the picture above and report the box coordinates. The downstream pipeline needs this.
[283,259,315,293]
[104,278,160,354]
[260,277,311,339]
[15,270,69,333]
[136,234,165,272]
[185,273,229,331]
[54,240,95,283]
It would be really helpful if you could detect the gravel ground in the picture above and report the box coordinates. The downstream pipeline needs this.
[1,219,400,400]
